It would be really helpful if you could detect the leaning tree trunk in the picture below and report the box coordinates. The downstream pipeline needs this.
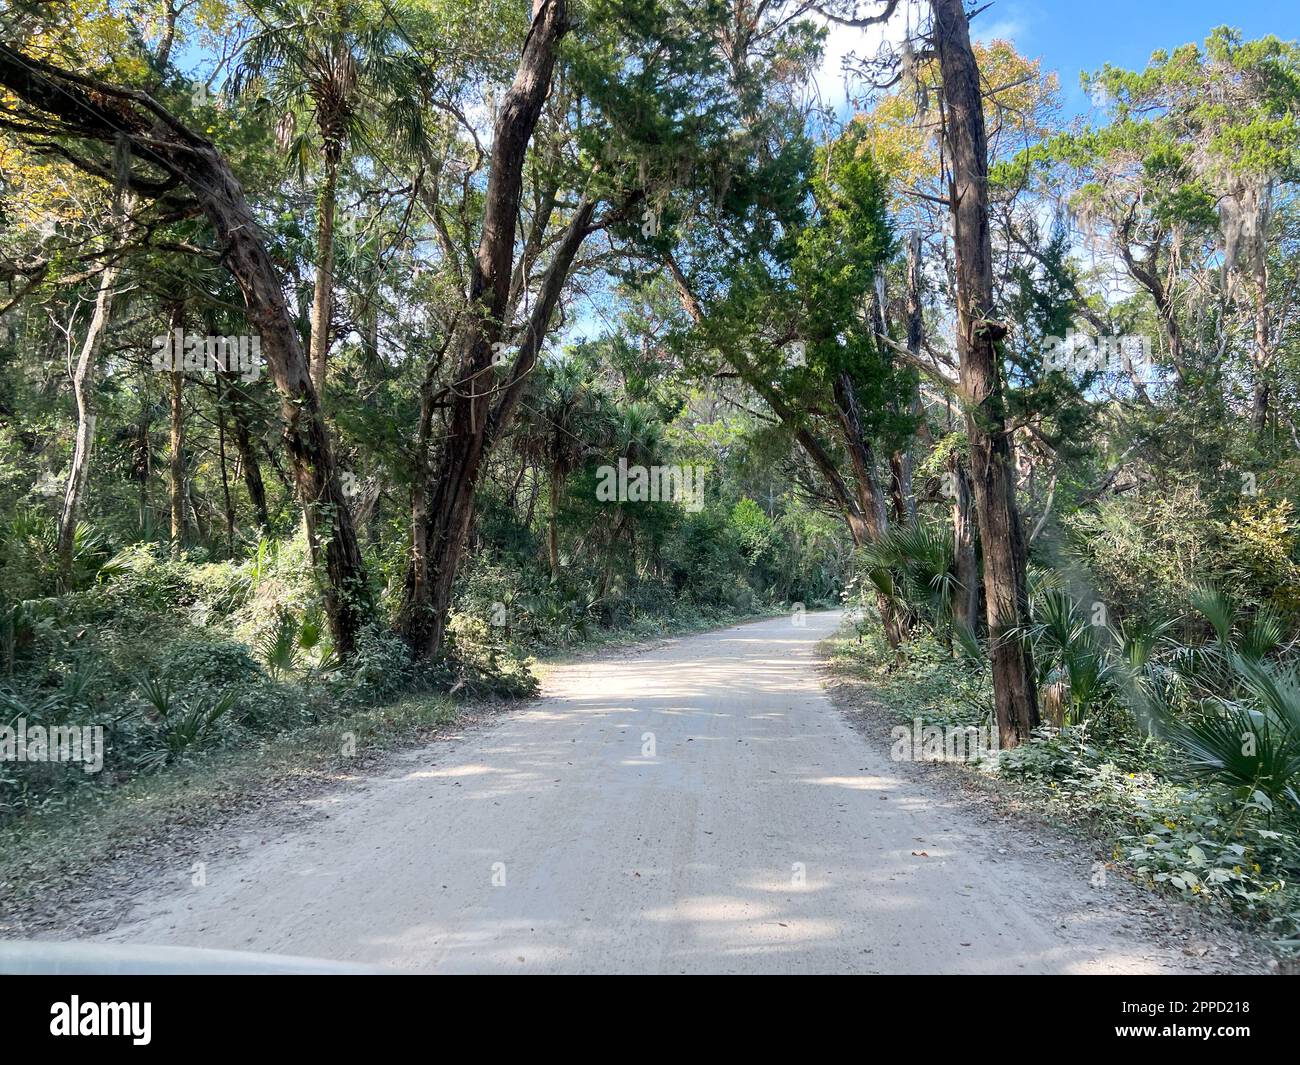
[0,43,371,654]
[411,200,593,656]
[57,255,120,585]
[934,0,1039,746]
[399,0,577,656]
[745,360,873,549]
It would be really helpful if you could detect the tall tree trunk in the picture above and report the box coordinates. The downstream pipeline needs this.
[934,0,1039,746]
[507,456,528,514]
[829,370,912,646]
[547,467,562,578]
[309,149,340,400]
[950,450,980,634]
[399,0,577,656]
[57,257,120,583]
[411,201,591,656]
[169,364,185,555]
[167,302,185,556]
[402,371,435,639]
[599,520,621,603]
[524,467,539,528]
[890,230,924,527]
[137,370,152,537]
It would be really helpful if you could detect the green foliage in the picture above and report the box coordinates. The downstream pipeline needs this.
[858,522,961,638]
[1122,798,1293,914]
[134,674,238,769]
[254,606,335,681]
[1022,583,1119,726]
[1148,643,1300,811]
[730,497,774,560]
[331,624,416,706]
[839,565,1300,940]
[0,511,114,597]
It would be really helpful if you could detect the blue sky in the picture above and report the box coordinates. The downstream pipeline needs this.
[815,0,1298,116]
[976,0,1299,113]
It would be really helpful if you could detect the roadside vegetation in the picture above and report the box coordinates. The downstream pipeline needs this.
[1,2,1298,957]
[0,495,834,821]
[833,562,1300,954]
[816,17,1300,957]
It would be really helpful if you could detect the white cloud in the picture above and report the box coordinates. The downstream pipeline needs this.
[970,0,1032,47]
[810,8,913,119]
[972,17,1026,45]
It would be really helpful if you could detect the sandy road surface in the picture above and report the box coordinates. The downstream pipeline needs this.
[95,611,1237,973]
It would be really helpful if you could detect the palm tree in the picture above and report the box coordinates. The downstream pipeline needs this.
[599,401,666,596]
[234,0,428,401]
[611,401,665,471]
[516,360,606,578]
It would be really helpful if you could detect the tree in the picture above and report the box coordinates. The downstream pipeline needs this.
[1077,29,1300,429]
[514,358,607,579]
[396,0,585,656]
[0,38,372,653]
[397,0,776,656]
[56,233,123,583]
[234,0,428,402]
[931,0,1039,744]
[166,300,186,555]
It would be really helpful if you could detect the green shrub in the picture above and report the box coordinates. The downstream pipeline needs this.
[0,510,114,598]
[1121,792,1294,915]
[333,624,416,706]
[134,674,239,770]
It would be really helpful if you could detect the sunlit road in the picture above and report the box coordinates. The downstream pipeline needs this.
[98,611,1207,973]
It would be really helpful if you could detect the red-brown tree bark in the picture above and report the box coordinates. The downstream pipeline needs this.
[933,0,1039,745]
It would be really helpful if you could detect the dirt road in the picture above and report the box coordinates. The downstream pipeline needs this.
[96,611,1247,973]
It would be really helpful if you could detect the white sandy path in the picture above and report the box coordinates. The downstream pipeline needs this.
[96,610,1217,973]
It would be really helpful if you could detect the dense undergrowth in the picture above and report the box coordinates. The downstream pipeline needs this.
[0,501,825,825]
[828,582,1300,954]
